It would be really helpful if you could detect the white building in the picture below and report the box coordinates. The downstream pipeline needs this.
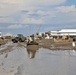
[51,29,76,36]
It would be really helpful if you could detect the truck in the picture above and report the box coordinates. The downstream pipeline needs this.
[12,34,26,43]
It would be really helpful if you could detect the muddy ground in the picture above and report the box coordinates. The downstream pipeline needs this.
[0,39,76,55]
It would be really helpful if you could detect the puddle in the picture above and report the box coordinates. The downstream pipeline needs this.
[0,44,76,75]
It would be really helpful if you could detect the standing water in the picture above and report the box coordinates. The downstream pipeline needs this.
[0,43,76,75]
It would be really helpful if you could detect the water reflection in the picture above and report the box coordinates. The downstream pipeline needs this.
[26,44,76,59]
[26,45,39,59]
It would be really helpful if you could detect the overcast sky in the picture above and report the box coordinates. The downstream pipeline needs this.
[0,0,76,36]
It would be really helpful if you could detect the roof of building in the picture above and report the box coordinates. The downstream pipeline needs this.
[59,29,76,32]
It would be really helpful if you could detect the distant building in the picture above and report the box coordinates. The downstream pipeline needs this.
[51,31,58,36]
[51,29,76,36]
